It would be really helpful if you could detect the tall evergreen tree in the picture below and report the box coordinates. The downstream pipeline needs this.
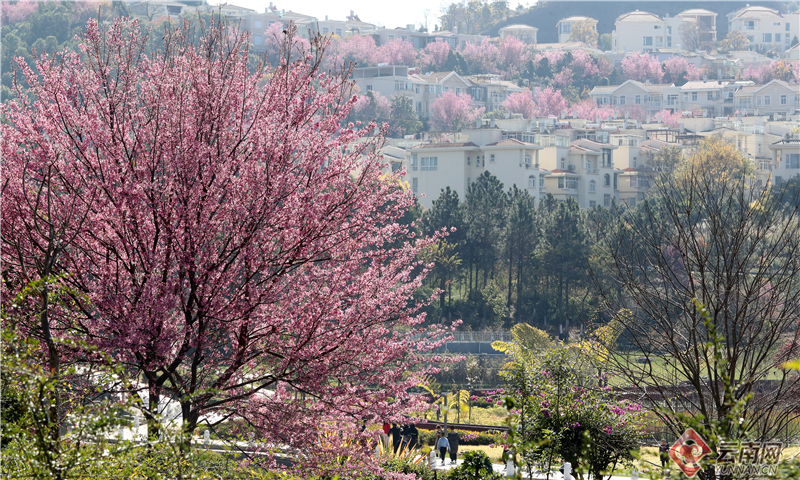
[503,186,539,313]
[388,95,422,138]
[464,172,506,292]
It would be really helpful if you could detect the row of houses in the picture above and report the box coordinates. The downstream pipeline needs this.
[352,66,524,119]
[125,1,799,61]
[380,115,800,210]
[611,6,799,54]
[590,79,800,119]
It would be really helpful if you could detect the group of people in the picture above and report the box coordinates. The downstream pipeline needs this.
[435,428,460,465]
[382,422,419,453]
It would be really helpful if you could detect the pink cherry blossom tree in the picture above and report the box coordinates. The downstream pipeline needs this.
[657,109,682,128]
[418,39,450,71]
[570,50,600,78]
[329,33,378,68]
[534,86,567,117]
[264,21,311,65]
[792,61,800,82]
[1,0,38,25]
[430,91,484,130]
[622,52,663,83]
[502,89,536,118]
[460,38,499,73]
[572,98,616,121]
[1,17,450,475]
[553,67,574,87]
[499,36,528,74]
[376,38,417,66]
[662,57,702,83]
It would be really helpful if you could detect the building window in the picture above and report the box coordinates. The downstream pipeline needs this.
[467,156,471,165]
[775,33,781,42]
[412,178,418,193]
[525,155,531,165]
[490,154,495,162]
[604,174,610,186]
[632,157,637,168]
[614,174,618,189]
[763,33,772,43]
[558,177,578,189]
[323,27,329,34]
[589,180,596,193]
[787,23,791,31]
[744,21,754,30]
[366,85,373,91]
[654,25,661,29]
[789,154,800,168]
[415,85,420,94]
[253,35,263,46]
[692,92,698,101]
[667,36,672,47]
[420,156,438,171]
[254,20,262,28]
[629,197,637,207]
[602,149,612,167]
[411,154,418,171]
[528,175,536,188]
[781,95,787,105]
[756,96,762,106]
[764,95,771,106]
[635,95,641,104]
[604,194,611,207]
[620,95,626,105]
[388,34,395,40]
[539,175,545,187]
[395,81,407,91]
[643,36,653,46]
[335,29,342,36]
[708,92,714,100]
[560,158,566,169]
[667,26,672,34]
[590,201,596,208]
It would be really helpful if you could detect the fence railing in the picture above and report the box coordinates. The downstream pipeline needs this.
[447,331,513,343]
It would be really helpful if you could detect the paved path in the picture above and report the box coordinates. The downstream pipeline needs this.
[429,458,657,479]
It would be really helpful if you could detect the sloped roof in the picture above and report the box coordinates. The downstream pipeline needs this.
[413,142,480,149]
[500,24,538,31]
[729,6,782,20]
[616,10,662,23]
[681,81,729,90]
[485,138,541,148]
[558,16,597,24]
[678,9,717,16]
[548,169,580,175]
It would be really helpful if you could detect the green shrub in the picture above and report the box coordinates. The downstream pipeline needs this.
[445,451,503,480]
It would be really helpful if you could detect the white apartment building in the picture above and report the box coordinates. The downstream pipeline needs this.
[768,138,800,187]
[611,10,687,52]
[679,81,738,117]
[498,24,539,44]
[727,6,799,53]
[556,17,598,44]
[404,137,543,208]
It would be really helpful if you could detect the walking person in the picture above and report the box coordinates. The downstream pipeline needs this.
[436,433,450,465]
[389,423,402,453]
[407,423,419,449]
[447,430,460,464]
[659,439,670,469]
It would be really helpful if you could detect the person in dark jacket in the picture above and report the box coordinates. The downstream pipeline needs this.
[388,424,402,453]
[447,430,460,464]
[407,424,419,449]
[659,439,670,468]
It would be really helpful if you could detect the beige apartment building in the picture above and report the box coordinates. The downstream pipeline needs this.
[498,24,539,44]
[733,80,800,119]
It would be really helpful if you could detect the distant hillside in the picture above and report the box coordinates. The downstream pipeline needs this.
[489,0,788,44]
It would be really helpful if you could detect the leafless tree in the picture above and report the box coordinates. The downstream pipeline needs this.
[594,139,800,447]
